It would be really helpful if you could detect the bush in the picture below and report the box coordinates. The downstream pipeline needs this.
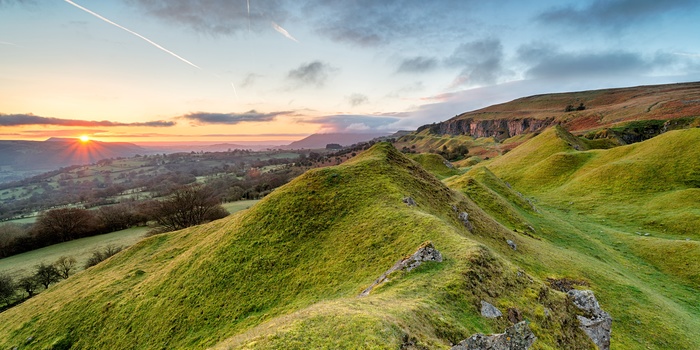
[34,263,60,289]
[84,245,124,269]
[0,273,14,304]
[54,256,77,279]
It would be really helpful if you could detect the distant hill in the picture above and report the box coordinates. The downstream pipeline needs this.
[282,132,390,149]
[0,138,145,181]
[416,81,700,141]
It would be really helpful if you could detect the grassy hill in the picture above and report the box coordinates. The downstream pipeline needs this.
[0,137,698,349]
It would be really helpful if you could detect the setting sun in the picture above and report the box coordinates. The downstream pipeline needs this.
[79,135,90,142]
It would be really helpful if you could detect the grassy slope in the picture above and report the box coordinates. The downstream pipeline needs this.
[448,127,700,348]
[407,153,460,179]
[1,139,698,349]
[0,143,597,350]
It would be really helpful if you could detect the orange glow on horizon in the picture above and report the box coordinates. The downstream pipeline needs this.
[79,135,90,142]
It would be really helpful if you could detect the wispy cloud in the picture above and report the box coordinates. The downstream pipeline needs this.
[179,110,292,125]
[0,114,175,127]
[287,61,337,87]
[347,93,369,107]
[397,56,438,74]
[444,38,509,87]
[271,21,298,42]
[301,114,400,133]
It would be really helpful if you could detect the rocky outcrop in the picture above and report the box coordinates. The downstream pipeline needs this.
[567,289,612,350]
[480,300,502,318]
[419,117,555,141]
[451,321,536,350]
[360,242,442,296]
[403,197,417,206]
[458,212,474,231]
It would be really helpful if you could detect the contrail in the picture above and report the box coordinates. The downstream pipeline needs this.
[231,82,239,99]
[0,41,18,47]
[64,0,201,70]
[271,21,299,43]
[247,0,251,33]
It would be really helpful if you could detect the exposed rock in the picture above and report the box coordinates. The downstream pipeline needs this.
[419,117,555,141]
[480,300,502,318]
[360,242,442,296]
[507,239,517,251]
[567,289,612,350]
[507,308,523,324]
[403,196,417,206]
[459,212,474,231]
[452,205,459,212]
[443,159,455,169]
[451,321,536,350]
[546,277,589,292]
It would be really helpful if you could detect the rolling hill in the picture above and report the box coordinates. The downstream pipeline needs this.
[1,132,699,349]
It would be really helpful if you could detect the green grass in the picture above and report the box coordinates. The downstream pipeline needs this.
[1,139,699,349]
[222,200,261,213]
[0,227,149,280]
[407,153,460,179]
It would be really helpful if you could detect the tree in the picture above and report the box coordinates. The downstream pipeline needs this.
[17,276,37,298]
[32,208,97,243]
[0,273,14,304]
[149,185,228,232]
[84,245,124,269]
[35,263,60,289]
[54,256,77,279]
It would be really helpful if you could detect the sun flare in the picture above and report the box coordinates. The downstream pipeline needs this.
[79,135,90,142]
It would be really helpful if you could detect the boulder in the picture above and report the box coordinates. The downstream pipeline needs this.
[507,239,517,250]
[480,300,502,318]
[567,289,612,350]
[459,212,474,231]
[451,321,536,350]
[403,196,417,206]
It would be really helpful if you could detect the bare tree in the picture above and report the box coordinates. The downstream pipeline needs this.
[33,208,97,242]
[54,256,77,279]
[150,185,228,232]
[34,263,60,289]
[84,245,124,269]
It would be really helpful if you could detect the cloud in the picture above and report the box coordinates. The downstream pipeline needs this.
[444,38,507,87]
[240,73,262,88]
[287,61,336,87]
[347,93,369,107]
[303,114,400,132]
[126,0,289,36]
[180,110,291,125]
[516,44,690,80]
[537,0,699,30]
[0,114,175,127]
[397,56,438,73]
[302,1,478,47]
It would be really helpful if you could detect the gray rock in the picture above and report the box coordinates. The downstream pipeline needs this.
[360,242,442,296]
[459,211,474,231]
[403,196,417,206]
[480,300,502,318]
[451,321,536,350]
[507,239,517,250]
[567,289,612,350]
[443,159,455,169]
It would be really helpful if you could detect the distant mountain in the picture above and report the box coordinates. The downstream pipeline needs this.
[0,138,145,181]
[282,133,390,149]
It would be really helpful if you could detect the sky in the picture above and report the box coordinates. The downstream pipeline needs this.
[1,0,700,143]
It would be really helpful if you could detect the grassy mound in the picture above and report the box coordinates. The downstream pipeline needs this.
[407,153,460,179]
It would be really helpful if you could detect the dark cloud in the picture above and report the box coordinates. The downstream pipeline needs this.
[287,61,336,87]
[445,38,506,86]
[537,0,698,30]
[303,114,400,132]
[0,114,175,127]
[180,110,291,125]
[303,1,478,47]
[516,43,685,80]
[397,56,438,73]
[347,93,369,107]
[126,0,289,36]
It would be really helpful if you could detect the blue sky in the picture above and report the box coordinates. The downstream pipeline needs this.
[1,0,699,142]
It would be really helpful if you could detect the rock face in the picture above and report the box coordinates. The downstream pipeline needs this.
[458,212,474,231]
[360,242,442,296]
[480,300,503,318]
[451,321,536,350]
[567,289,612,350]
[419,117,555,141]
